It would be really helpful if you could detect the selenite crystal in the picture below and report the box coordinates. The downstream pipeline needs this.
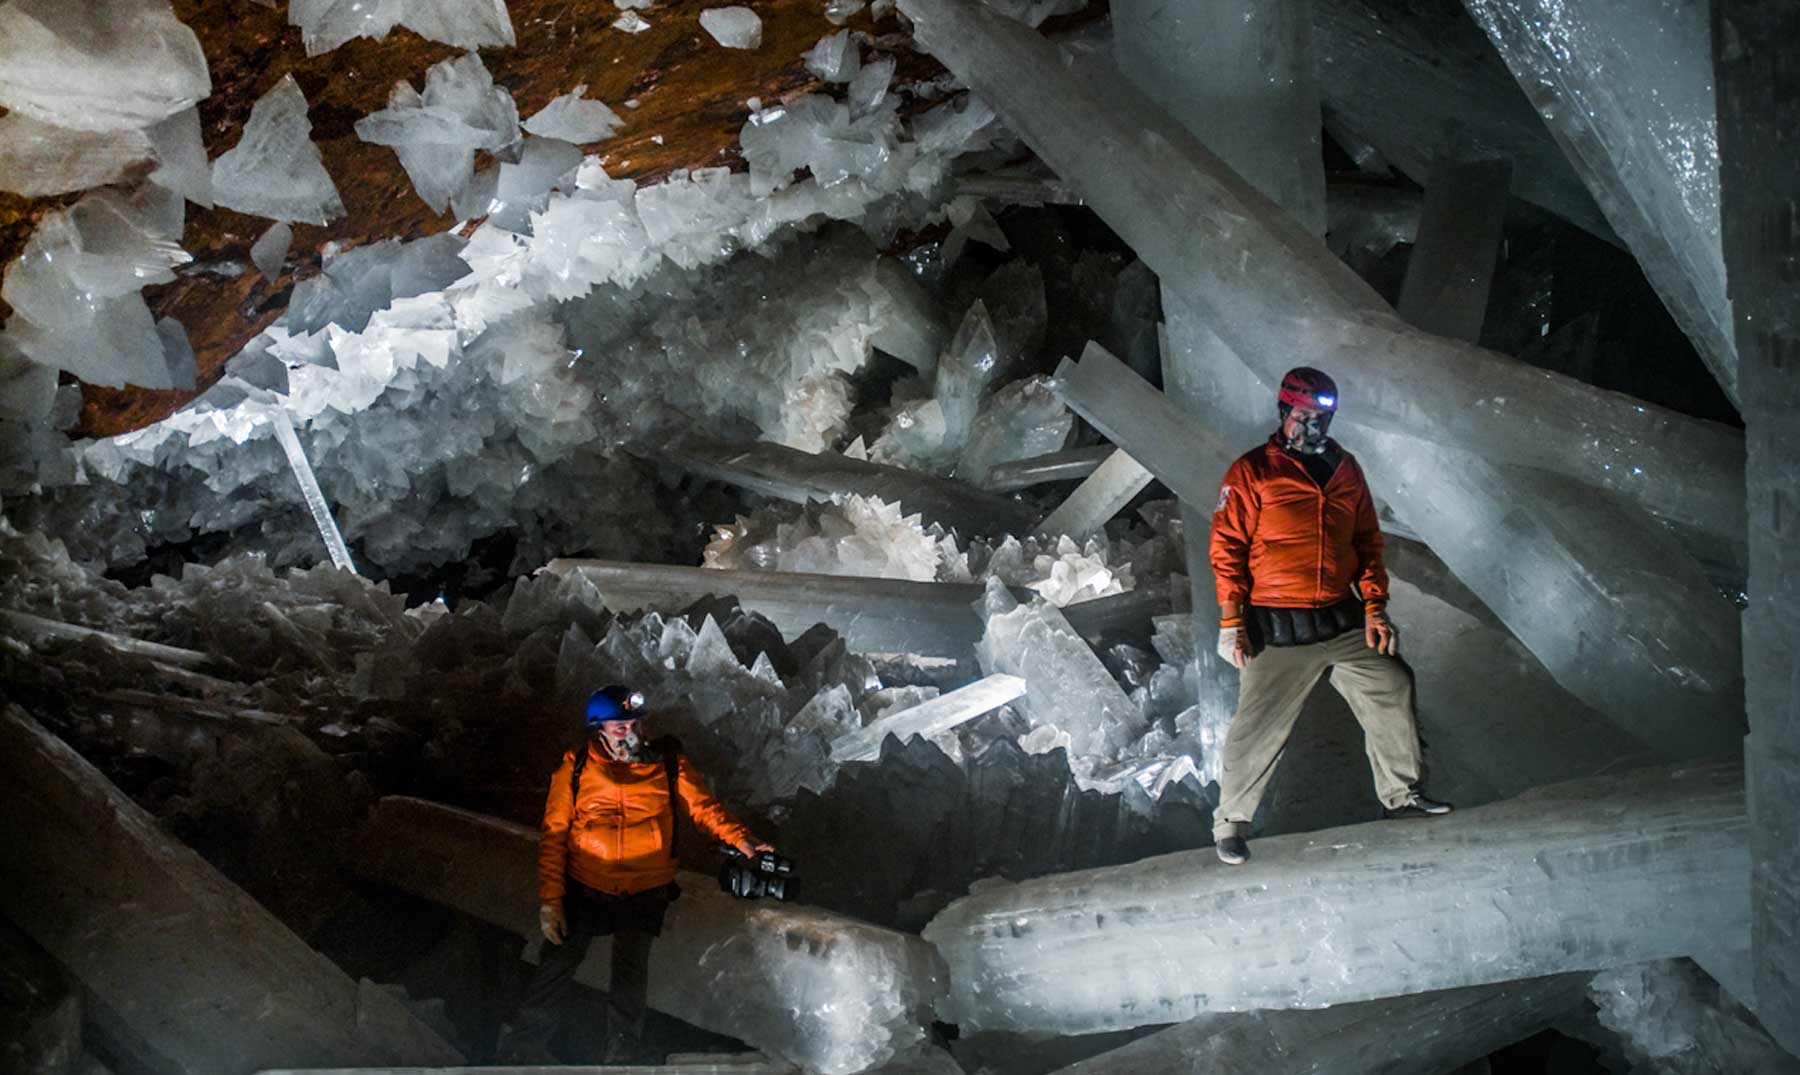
[290,0,514,55]
[925,760,1748,1035]
[805,29,862,83]
[521,84,625,143]
[1464,0,1736,404]
[355,53,521,214]
[1,186,194,390]
[0,113,155,197]
[211,74,346,225]
[0,0,210,132]
[974,577,1144,769]
[1052,976,1590,1075]
[0,709,463,1071]
[896,0,1743,554]
[699,6,762,49]
[251,222,293,283]
[1591,960,1800,1074]
[143,106,213,208]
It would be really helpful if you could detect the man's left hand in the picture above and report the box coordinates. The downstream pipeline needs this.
[1365,608,1400,656]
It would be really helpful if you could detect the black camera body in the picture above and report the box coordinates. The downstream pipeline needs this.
[719,847,797,902]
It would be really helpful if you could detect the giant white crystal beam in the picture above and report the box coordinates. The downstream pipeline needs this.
[984,445,1111,492]
[267,409,357,573]
[923,759,1748,1035]
[1395,157,1513,343]
[1036,448,1155,541]
[832,674,1028,763]
[1463,0,1738,406]
[0,607,217,669]
[1313,0,1613,243]
[0,707,463,1073]
[894,0,1744,551]
[542,559,1149,660]
[1051,975,1589,1075]
[1112,0,1325,236]
[1715,1,1800,1053]
[1076,331,1743,757]
[350,796,944,1075]
[654,437,1040,538]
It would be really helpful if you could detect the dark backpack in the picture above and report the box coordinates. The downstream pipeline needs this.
[567,734,685,859]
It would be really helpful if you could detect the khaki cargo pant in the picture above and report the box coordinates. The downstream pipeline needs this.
[1213,629,1424,840]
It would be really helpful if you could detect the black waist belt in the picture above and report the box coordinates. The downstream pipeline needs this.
[1249,596,1364,649]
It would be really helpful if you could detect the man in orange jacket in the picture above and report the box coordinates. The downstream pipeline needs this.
[1209,367,1451,866]
[497,684,772,1061]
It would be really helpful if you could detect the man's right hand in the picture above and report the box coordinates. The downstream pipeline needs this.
[539,903,567,945]
[1217,626,1252,669]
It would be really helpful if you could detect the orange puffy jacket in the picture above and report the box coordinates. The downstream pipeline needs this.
[537,742,756,905]
[1209,436,1389,610]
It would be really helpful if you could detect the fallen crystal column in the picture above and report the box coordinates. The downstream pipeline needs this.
[984,445,1112,492]
[1036,447,1155,541]
[1463,0,1737,405]
[1051,974,1589,1075]
[831,673,1027,763]
[654,437,1040,538]
[351,796,945,1075]
[0,707,463,1072]
[923,759,1747,1035]
[546,557,992,658]
[895,0,1744,557]
[267,408,357,573]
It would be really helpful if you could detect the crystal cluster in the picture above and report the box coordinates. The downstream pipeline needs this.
[289,0,515,55]
[355,53,522,215]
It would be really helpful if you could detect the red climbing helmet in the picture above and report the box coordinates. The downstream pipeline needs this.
[1277,367,1338,413]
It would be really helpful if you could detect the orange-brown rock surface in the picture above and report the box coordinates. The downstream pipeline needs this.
[0,0,937,437]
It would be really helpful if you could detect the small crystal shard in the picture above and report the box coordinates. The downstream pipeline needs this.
[143,106,213,208]
[522,84,625,143]
[805,30,861,83]
[700,6,762,48]
[612,10,651,32]
[211,74,346,225]
[355,53,521,214]
[250,222,293,283]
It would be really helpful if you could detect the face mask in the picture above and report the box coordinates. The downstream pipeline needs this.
[595,722,646,762]
[1283,410,1333,455]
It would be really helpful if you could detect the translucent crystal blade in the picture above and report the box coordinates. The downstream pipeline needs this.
[0,0,210,132]
[832,673,1027,763]
[1395,156,1513,343]
[267,409,357,573]
[211,74,346,225]
[924,760,1748,1035]
[1037,448,1155,541]
[1464,0,1737,404]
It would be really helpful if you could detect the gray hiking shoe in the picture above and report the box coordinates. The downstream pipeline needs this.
[1383,791,1454,819]
[1216,836,1250,865]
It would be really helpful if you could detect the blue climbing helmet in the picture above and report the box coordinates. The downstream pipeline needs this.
[585,684,647,729]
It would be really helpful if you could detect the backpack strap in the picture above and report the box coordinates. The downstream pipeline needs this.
[568,743,589,806]
[650,734,683,860]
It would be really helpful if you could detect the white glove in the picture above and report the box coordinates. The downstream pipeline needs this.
[539,903,567,945]
[1217,626,1247,669]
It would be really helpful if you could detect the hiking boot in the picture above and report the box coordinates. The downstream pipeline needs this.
[1383,791,1454,819]
[1216,836,1250,865]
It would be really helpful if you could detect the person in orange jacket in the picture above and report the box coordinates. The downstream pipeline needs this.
[497,684,772,1062]
[1208,367,1452,866]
